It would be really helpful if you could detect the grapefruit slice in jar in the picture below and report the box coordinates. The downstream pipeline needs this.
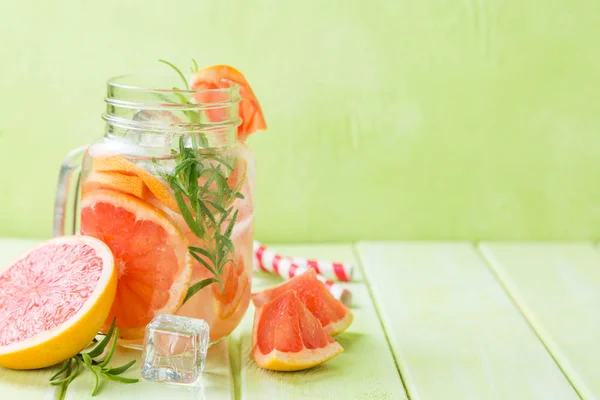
[190,65,267,142]
[82,170,148,199]
[91,155,180,214]
[0,236,116,370]
[213,255,251,318]
[252,269,353,336]
[252,289,343,371]
[80,190,192,340]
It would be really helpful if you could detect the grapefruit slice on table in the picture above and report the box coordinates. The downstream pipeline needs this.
[190,65,267,142]
[252,289,343,371]
[252,268,353,336]
[81,190,192,340]
[0,236,116,370]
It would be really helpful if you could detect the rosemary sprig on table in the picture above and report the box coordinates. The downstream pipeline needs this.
[49,319,138,399]
[155,60,244,303]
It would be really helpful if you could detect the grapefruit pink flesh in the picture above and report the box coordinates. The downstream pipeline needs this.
[252,289,343,371]
[80,190,192,340]
[252,269,353,336]
[0,236,116,370]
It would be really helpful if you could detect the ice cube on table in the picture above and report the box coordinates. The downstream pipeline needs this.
[140,314,210,385]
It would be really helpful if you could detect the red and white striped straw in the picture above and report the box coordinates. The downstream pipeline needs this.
[253,241,354,282]
[253,242,352,306]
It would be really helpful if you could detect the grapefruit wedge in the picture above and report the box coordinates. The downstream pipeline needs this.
[80,190,192,340]
[252,289,343,371]
[0,236,116,370]
[252,269,353,336]
[190,65,267,141]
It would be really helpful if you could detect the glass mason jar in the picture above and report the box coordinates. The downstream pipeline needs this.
[54,75,255,346]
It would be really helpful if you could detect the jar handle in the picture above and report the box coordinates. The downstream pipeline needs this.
[53,145,88,236]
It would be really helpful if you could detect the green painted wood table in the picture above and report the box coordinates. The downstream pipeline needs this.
[1,239,598,399]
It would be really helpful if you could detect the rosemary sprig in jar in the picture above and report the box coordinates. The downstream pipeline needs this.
[154,60,244,303]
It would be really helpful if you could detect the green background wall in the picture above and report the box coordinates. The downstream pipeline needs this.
[1,0,599,242]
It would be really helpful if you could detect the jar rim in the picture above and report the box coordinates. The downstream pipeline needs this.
[107,74,240,95]
[103,74,241,142]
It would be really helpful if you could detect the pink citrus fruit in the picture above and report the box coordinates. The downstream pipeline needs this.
[252,289,343,371]
[0,236,117,370]
[80,190,192,340]
[252,268,353,336]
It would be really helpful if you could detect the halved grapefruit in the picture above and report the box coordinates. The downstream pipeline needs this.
[252,269,353,336]
[80,190,192,340]
[0,236,116,370]
[252,289,343,371]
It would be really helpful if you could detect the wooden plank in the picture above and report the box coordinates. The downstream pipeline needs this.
[356,242,578,400]
[480,242,600,400]
[0,238,233,400]
[236,244,407,400]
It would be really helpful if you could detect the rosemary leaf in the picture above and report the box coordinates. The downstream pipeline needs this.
[97,328,119,368]
[183,278,219,304]
[172,90,199,123]
[50,375,73,386]
[217,234,235,254]
[213,166,228,194]
[90,366,101,396]
[197,199,216,224]
[224,209,239,238]
[198,169,218,194]
[197,133,210,147]
[105,360,136,376]
[172,90,190,105]
[189,246,216,263]
[86,318,116,358]
[189,250,219,277]
[219,207,234,225]
[174,190,204,238]
[167,175,187,194]
[179,135,186,155]
[188,160,199,205]
[103,374,139,384]
[158,59,189,90]
[50,359,71,381]
[82,353,93,368]
[203,154,234,172]
[172,158,198,177]
[207,200,227,214]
